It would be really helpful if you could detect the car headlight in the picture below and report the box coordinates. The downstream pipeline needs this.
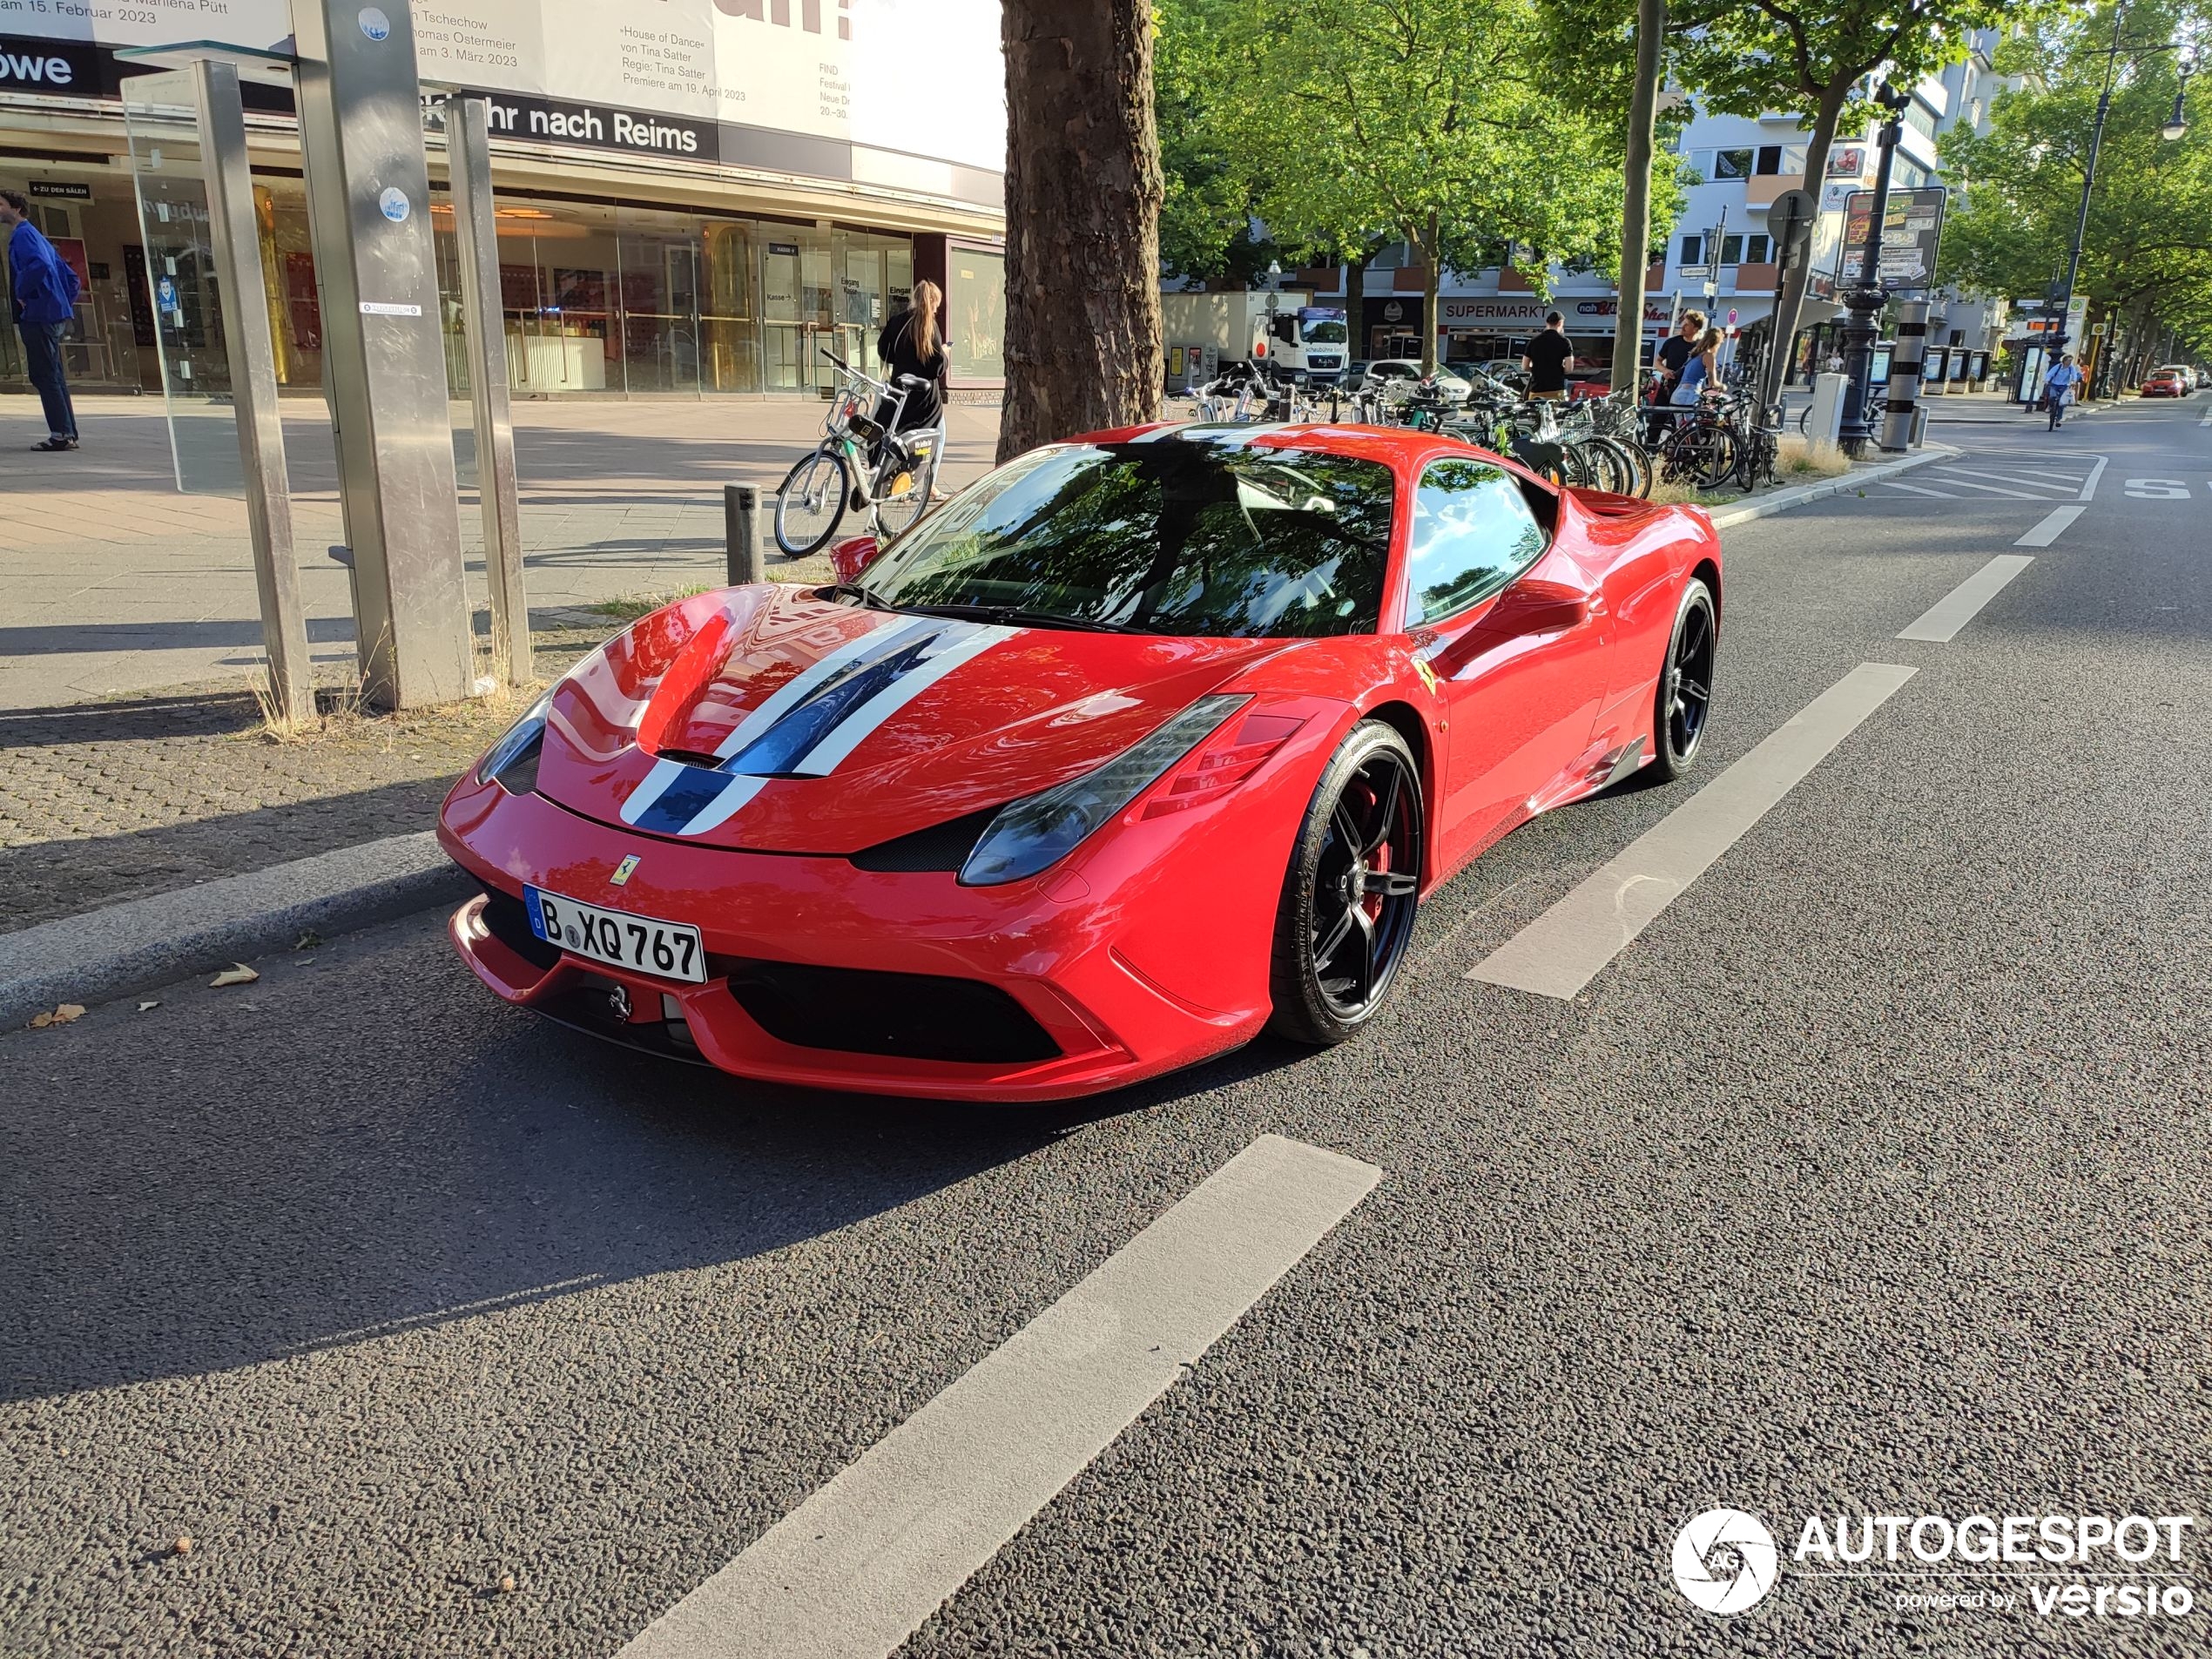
[476,690,553,793]
[959,694,1251,887]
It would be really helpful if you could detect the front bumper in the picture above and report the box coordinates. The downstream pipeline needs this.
[437,783,1291,1102]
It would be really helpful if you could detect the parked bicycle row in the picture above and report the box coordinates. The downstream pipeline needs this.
[1178,356,1784,497]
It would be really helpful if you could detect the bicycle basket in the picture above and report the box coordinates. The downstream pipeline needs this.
[840,395,885,444]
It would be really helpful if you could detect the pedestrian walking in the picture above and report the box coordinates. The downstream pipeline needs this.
[2042,352,2083,431]
[876,277,949,497]
[2,189,83,451]
[1669,327,1722,407]
[1522,310,1574,402]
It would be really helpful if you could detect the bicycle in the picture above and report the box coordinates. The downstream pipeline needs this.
[773,350,944,557]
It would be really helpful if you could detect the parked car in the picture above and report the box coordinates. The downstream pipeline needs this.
[439,423,1723,1102]
[2152,363,2198,392]
[2140,369,2188,398]
[1363,360,1476,405]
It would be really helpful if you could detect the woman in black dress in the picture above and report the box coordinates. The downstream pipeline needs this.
[875,278,948,432]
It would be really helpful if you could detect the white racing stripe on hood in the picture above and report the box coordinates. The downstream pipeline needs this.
[616,610,918,829]
[672,774,769,839]
[712,613,936,762]
[787,623,1017,776]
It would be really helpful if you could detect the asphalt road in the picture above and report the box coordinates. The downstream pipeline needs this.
[5,398,2211,1658]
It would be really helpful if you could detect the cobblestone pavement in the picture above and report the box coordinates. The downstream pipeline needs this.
[0,393,995,708]
[0,617,625,934]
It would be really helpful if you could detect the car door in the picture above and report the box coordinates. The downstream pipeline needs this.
[1400,458,1610,872]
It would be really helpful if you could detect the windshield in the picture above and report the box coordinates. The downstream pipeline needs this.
[1305,320,1349,344]
[862,438,1395,637]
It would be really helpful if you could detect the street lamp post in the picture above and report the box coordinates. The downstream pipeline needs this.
[2052,2,2194,391]
[1836,83,1912,457]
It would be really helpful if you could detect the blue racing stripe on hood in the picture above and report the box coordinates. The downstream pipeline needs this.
[631,765,750,836]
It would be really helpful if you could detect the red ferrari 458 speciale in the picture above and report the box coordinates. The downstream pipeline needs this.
[439,422,1721,1100]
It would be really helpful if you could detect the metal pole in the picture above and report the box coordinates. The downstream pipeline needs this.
[292,0,473,711]
[192,59,314,728]
[1837,91,1905,456]
[725,484,765,586]
[447,98,529,686]
[2054,0,2130,368]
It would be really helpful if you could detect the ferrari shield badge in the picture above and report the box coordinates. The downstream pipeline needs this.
[1413,657,1440,695]
[610,854,641,887]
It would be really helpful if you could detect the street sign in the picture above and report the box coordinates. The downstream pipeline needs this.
[1727,307,1738,326]
[1840,185,1949,289]
[1679,264,1710,279]
[1766,187,1817,255]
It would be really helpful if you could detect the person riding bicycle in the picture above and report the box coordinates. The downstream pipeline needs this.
[873,278,950,497]
[2041,353,2083,431]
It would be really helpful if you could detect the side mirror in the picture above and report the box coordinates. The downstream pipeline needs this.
[829,535,883,584]
[1488,576,1590,637]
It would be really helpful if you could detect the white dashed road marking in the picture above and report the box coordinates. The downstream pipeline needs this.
[2015,505,2085,548]
[1897,555,2036,643]
[1467,664,1918,1001]
[616,1135,1382,1659]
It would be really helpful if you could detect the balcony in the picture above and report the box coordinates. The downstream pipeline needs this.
[1745,172,1808,206]
[1732,261,1780,292]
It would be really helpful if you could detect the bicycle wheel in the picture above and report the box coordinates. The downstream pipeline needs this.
[873,433,938,539]
[1594,435,1651,498]
[775,448,850,557]
[1694,426,1741,491]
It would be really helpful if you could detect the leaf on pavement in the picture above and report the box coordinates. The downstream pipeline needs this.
[210,964,260,988]
[27,1003,85,1028]
[138,1001,159,1011]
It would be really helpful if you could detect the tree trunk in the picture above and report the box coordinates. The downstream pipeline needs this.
[1759,82,1852,409]
[1612,0,1667,394]
[1345,251,1368,357]
[998,0,1163,462]
[1420,209,1440,374]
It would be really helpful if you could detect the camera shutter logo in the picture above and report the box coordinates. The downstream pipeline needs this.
[1671,1508,1780,1615]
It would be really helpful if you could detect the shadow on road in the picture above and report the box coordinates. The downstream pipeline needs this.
[0,912,1304,1404]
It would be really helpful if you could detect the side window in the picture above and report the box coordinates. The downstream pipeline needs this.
[1403,459,1549,626]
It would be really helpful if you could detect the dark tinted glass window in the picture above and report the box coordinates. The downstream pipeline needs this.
[1403,458,1548,625]
[866,438,1395,637]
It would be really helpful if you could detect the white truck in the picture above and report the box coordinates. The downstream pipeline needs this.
[1160,290,1351,389]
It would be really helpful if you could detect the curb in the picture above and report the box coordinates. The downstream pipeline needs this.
[0,831,472,1029]
[1706,444,1957,529]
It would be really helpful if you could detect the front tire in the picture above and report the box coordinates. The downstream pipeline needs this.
[1650,578,1716,783]
[1268,721,1424,1045]
[775,448,850,557]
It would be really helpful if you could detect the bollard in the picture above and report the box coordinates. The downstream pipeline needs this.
[1881,300,1928,453]
[725,484,765,586]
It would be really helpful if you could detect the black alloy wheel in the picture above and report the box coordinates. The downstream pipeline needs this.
[1652,577,1716,783]
[1269,721,1425,1045]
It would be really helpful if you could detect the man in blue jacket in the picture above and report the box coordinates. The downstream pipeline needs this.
[2,189,84,450]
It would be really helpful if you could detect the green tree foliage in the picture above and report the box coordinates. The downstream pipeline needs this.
[1157,0,1671,368]
[1670,0,2044,397]
[1939,2,2212,359]
[1157,0,1282,283]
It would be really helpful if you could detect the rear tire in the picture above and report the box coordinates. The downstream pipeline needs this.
[1268,721,1424,1045]
[873,435,937,539]
[1650,578,1716,783]
[775,449,849,558]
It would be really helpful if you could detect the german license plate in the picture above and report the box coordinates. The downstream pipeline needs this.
[526,887,705,984]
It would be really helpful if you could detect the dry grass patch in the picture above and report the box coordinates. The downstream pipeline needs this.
[1779,434,1851,478]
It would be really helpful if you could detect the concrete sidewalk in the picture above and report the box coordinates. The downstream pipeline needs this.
[0,393,1002,709]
